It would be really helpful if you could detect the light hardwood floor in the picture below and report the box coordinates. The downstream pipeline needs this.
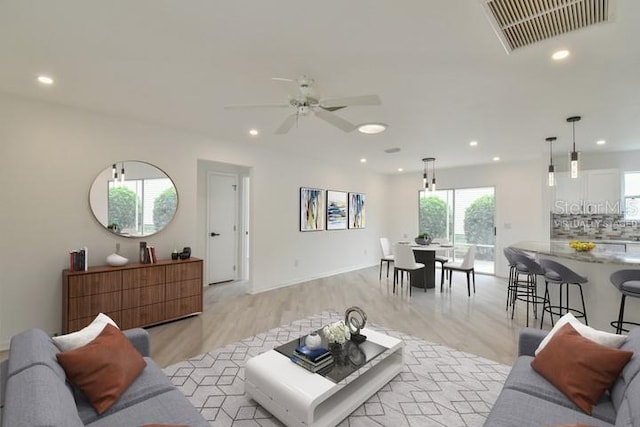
[147,266,533,368]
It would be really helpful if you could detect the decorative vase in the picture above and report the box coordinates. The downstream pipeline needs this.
[106,253,128,267]
[329,342,346,365]
[305,332,322,350]
[414,237,432,245]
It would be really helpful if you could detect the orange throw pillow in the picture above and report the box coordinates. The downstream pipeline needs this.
[531,323,633,414]
[57,324,146,414]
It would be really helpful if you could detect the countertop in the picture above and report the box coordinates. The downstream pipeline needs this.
[511,241,640,266]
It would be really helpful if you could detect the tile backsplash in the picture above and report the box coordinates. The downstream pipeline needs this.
[551,213,640,241]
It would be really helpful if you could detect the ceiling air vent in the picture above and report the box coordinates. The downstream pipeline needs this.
[480,0,615,52]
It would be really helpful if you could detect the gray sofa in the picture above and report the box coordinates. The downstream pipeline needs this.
[485,327,640,426]
[0,328,208,427]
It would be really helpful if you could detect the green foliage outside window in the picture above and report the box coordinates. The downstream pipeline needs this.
[464,194,495,260]
[419,196,447,238]
[108,187,138,230]
[153,187,177,230]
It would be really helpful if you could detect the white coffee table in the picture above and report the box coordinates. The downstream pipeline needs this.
[245,328,404,427]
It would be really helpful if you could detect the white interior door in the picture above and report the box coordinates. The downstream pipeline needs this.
[207,172,238,284]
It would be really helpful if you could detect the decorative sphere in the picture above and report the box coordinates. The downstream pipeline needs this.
[305,332,322,350]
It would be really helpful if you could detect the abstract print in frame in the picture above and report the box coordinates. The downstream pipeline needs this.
[300,187,325,231]
[326,190,347,230]
[348,192,366,229]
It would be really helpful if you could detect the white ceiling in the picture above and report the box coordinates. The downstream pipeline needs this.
[1,0,639,173]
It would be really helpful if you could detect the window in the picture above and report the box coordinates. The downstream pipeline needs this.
[108,178,175,236]
[419,187,495,274]
[624,172,640,220]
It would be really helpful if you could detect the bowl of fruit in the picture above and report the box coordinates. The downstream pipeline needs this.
[569,241,596,252]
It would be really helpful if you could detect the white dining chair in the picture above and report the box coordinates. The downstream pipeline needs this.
[441,245,477,296]
[393,243,425,296]
[432,238,452,284]
[379,237,394,280]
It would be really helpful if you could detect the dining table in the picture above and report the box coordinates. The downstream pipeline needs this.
[408,243,454,290]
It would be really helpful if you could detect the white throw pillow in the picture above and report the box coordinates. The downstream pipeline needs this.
[535,313,627,356]
[52,313,119,351]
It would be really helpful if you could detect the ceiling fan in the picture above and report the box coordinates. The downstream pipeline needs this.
[224,75,381,134]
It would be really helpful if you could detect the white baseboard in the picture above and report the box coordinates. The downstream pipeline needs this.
[248,263,377,295]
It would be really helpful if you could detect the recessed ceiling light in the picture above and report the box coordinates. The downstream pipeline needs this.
[552,50,570,61]
[357,123,387,134]
[249,129,259,136]
[493,156,500,162]
[37,75,54,85]
[360,158,367,163]
[469,140,478,147]
[596,140,606,145]
[397,168,403,172]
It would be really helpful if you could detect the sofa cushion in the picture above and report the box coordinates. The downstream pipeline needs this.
[85,388,210,427]
[57,324,146,414]
[76,357,176,424]
[611,327,640,412]
[536,313,627,356]
[504,356,616,424]
[531,323,633,415]
[3,364,84,427]
[6,329,67,381]
[52,313,118,352]
[484,388,613,427]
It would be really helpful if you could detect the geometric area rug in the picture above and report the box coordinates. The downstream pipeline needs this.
[163,311,511,426]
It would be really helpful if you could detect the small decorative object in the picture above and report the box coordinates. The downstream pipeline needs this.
[179,247,191,260]
[415,232,432,245]
[569,241,596,252]
[106,253,128,267]
[345,306,367,343]
[304,332,322,350]
[171,250,179,260]
[107,223,119,233]
[139,242,148,263]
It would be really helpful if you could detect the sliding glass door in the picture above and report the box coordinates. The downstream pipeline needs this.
[419,187,495,274]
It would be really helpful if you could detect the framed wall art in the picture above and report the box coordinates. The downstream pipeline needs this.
[348,192,366,229]
[326,190,347,230]
[300,187,325,231]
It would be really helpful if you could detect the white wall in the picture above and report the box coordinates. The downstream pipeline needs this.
[0,94,385,348]
[386,159,549,278]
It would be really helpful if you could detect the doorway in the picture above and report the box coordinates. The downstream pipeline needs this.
[207,172,239,284]
[419,186,495,274]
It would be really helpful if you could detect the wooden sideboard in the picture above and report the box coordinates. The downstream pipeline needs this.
[62,258,203,333]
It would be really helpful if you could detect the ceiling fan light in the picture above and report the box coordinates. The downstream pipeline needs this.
[357,123,387,134]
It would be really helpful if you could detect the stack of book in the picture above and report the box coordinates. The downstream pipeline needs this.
[69,247,88,272]
[290,345,333,374]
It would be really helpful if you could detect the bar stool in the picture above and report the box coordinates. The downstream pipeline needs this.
[511,252,548,327]
[538,259,589,328]
[503,247,523,310]
[610,269,640,333]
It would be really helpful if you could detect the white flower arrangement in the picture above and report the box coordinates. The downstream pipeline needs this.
[322,320,351,344]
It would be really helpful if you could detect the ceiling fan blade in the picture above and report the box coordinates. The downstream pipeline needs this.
[275,114,298,134]
[224,103,289,110]
[271,77,295,82]
[314,109,356,133]
[320,95,381,108]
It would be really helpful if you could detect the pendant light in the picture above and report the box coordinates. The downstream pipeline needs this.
[120,162,126,183]
[567,116,581,179]
[431,158,437,192]
[422,157,429,191]
[546,137,556,187]
[112,163,117,179]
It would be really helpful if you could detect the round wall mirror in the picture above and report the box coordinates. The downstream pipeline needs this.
[89,161,178,237]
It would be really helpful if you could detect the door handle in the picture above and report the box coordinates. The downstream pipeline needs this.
[210,232,221,237]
